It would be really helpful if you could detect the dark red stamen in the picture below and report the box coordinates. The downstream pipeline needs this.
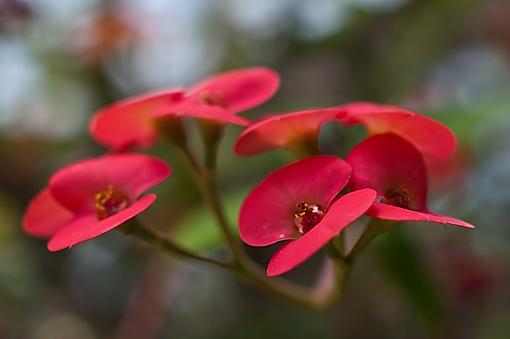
[95,185,130,220]
[294,202,325,234]
[382,188,410,208]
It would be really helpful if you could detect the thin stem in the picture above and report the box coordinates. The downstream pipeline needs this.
[168,123,245,264]
[121,222,337,310]
[345,218,397,262]
[203,172,246,263]
[119,222,233,270]
[234,262,322,310]
[175,142,245,264]
[314,241,352,308]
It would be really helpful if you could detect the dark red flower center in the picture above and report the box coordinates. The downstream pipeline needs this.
[198,90,228,108]
[95,185,131,220]
[294,202,325,234]
[381,188,410,208]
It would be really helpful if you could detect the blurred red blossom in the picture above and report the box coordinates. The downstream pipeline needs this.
[70,6,140,66]
[234,108,343,156]
[339,102,457,159]
[91,67,279,150]
[23,153,170,251]
[0,0,33,32]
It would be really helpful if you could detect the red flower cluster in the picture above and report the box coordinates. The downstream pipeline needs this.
[90,67,279,150]
[24,67,279,250]
[235,95,473,276]
[23,67,474,277]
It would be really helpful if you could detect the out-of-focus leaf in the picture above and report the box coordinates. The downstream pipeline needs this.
[171,190,248,252]
[0,192,42,301]
[429,100,510,141]
[375,227,445,332]
[478,311,510,339]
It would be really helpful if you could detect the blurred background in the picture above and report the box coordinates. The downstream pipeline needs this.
[1,0,510,338]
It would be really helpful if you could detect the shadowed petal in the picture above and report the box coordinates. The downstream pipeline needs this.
[153,103,250,126]
[234,108,343,156]
[22,189,74,238]
[367,203,475,229]
[48,194,157,251]
[186,67,279,113]
[347,134,428,211]
[340,102,456,158]
[239,156,351,246]
[267,189,376,277]
[90,89,184,150]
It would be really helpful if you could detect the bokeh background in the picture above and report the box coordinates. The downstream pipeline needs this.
[1,0,510,338]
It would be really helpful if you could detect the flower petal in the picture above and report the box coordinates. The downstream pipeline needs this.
[267,188,376,277]
[367,203,475,229]
[153,103,250,126]
[90,89,184,150]
[234,108,342,156]
[340,102,456,158]
[22,189,74,238]
[49,154,170,212]
[239,155,351,246]
[347,134,428,211]
[185,67,279,113]
[47,194,157,251]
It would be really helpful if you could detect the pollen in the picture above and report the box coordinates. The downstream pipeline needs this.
[95,185,130,220]
[294,202,325,234]
[199,90,227,108]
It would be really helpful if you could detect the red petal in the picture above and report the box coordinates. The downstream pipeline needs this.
[47,194,157,251]
[341,102,456,158]
[153,103,250,126]
[234,108,342,156]
[239,155,351,246]
[267,188,376,277]
[90,89,184,150]
[22,189,74,238]
[347,134,428,211]
[186,67,279,113]
[367,203,475,229]
[49,154,170,212]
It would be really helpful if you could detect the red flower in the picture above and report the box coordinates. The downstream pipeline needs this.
[90,89,184,150]
[239,156,376,276]
[346,134,474,228]
[23,154,171,251]
[91,67,279,150]
[339,102,456,158]
[165,67,280,115]
[234,108,342,156]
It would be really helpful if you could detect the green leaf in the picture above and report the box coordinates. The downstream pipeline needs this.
[171,190,248,252]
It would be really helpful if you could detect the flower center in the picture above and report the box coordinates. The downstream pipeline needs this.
[294,202,325,234]
[199,90,227,108]
[381,188,410,208]
[95,185,131,220]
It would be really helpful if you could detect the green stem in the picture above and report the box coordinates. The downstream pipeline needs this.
[235,262,321,310]
[318,257,352,309]
[121,222,340,310]
[345,218,397,262]
[119,222,233,270]
[176,141,245,264]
